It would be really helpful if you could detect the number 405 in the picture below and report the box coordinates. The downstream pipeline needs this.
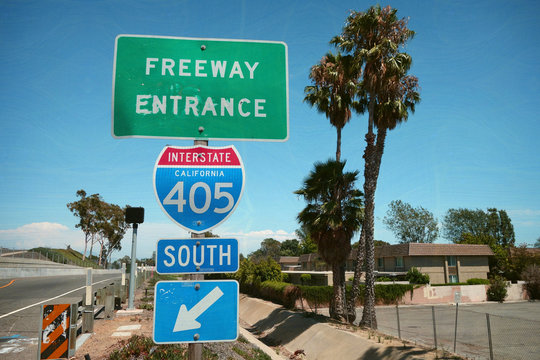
[163,182,234,214]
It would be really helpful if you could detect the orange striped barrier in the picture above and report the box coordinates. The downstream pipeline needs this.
[39,304,71,359]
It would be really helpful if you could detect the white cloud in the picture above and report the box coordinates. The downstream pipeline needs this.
[0,222,85,251]
[0,221,297,261]
[508,209,540,217]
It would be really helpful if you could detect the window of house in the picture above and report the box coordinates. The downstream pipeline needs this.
[447,256,457,267]
[395,256,404,268]
[377,257,384,268]
[449,274,459,283]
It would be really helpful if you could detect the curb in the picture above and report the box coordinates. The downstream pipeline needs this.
[239,327,285,360]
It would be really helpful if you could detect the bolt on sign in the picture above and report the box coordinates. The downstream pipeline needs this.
[112,35,289,141]
[38,304,76,359]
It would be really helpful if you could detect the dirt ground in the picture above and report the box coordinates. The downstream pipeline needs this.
[73,287,153,360]
[73,286,449,360]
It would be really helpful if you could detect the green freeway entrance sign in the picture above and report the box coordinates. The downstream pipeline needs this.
[112,35,288,141]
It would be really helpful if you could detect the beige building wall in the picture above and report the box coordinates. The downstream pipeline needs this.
[457,256,490,282]
[411,256,447,284]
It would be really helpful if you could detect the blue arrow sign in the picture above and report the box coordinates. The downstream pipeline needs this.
[153,280,238,343]
[153,145,245,233]
[156,238,239,274]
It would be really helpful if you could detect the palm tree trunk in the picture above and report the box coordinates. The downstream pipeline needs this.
[348,226,365,319]
[360,126,388,329]
[336,126,342,162]
[330,262,346,321]
[359,98,378,329]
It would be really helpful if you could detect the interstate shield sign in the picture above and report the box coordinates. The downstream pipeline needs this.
[153,145,245,233]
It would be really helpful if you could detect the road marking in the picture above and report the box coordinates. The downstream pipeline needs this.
[0,280,15,289]
[0,277,118,320]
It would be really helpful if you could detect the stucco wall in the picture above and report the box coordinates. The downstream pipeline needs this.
[411,256,446,284]
[400,283,528,305]
[458,256,490,282]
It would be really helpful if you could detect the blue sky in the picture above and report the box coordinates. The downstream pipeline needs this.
[1,0,539,260]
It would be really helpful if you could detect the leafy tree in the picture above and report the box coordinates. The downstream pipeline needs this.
[505,245,540,281]
[332,5,420,328]
[99,203,128,267]
[383,200,438,243]
[522,264,540,300]
[296,226,318,254]
[305,51,361,162]
[443,207,516,276]
[353,239,389,249]
[253,257,283,283]
[535,237,540,248]
[295,159,363,321]
[486,208,515,248]
[280,239,301,256]
[443,208,515,247]
[67,190,103,260]
[67,189,127,265]
[248,238,282,263]
[374,240,391,247]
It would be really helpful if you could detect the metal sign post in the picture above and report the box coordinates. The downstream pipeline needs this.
[125,207,144,310]
[127,223,138,310]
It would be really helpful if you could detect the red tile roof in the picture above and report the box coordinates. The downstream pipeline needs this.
[375,243,494,257]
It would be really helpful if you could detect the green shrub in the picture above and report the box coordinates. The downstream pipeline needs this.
[300,273,312,285]
[299,285,333,312]
[405,267,430,284]
[522,264,540,300]
[487,275,508,302]
[259,281,300,309]
[376,277,392,282]
[282,273,290,283]
[253,258,282,282]
[375,284,414,305]
[466,278,490,285]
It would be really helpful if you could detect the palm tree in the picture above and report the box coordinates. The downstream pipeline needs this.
[295,160,363,321]
[332,5,420,328]
[304,52,362,162]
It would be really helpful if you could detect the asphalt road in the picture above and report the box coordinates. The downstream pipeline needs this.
[0,273,121,359]
[370,302,540,360]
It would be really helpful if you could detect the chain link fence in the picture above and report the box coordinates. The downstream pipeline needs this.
[373,302,540,360]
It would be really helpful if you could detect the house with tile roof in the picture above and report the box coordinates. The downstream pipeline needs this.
[294,243,494,285]
[375,243,494,284]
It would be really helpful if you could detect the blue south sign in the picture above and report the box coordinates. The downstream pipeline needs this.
[156,238,239,274]
[153,145,245,233]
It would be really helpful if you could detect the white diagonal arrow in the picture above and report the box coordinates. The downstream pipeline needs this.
[173,286,224,332]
